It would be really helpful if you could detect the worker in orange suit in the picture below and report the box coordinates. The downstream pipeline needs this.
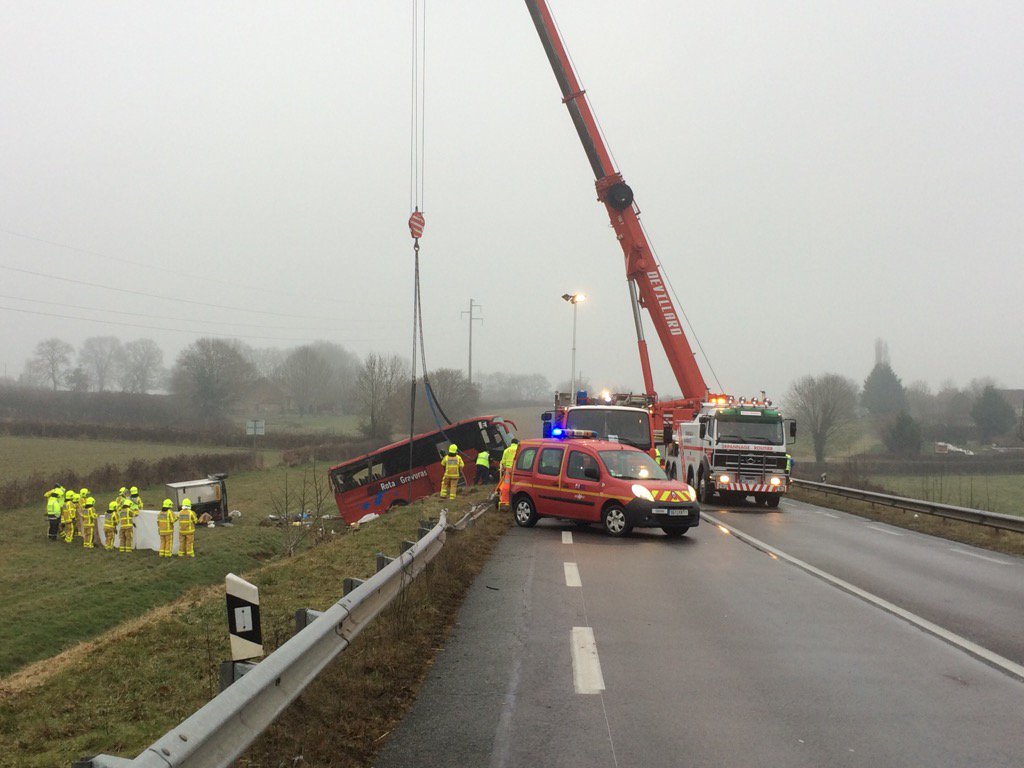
[118,498,134,552]
[103,500,118,550]
[157,498,177,557]
[439,444,464,500]
[81,497,97,549]
[177,498,197,557]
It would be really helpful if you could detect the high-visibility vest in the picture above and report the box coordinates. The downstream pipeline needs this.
[476,451,490,468]
[157,509,175,534]
[441,455,464,479]
[104,509,118,528]
[82,507,97,525]
[118,509,133,529]
[178,509,196,534]
[500,444,518,470]
[47,496,61,518]
[61,501,75,522]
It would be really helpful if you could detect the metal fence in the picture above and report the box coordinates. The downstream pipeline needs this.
[76,512,449,768]
[792,479,1024,534]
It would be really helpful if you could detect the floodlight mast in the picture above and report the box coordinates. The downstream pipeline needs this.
[523,0,709,414]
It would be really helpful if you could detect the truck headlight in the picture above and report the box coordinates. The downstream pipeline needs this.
[631,484,655,501]
[718,474,731,485]
[769,476,782,486]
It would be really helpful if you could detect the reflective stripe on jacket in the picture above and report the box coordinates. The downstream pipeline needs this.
[441,455,464,479]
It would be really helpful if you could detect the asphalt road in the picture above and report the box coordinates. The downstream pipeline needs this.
[375,499,1024,767]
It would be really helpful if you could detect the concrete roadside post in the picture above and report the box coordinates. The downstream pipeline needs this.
[220,573,264,691]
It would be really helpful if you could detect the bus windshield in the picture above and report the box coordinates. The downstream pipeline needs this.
[565,408,652,451]
[714,417,784,446]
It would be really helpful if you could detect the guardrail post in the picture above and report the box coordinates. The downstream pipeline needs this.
[343,577,364,595]
[400,539,416,553]
[72,757,134,768]
[376,552,395,572]
[219,660,258,692]
[418,519,435,539]
[294,608,324,633]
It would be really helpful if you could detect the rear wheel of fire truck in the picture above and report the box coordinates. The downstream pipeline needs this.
[696,469,714,504]
[513,495,539,527]
[765,494,782,509]
[602,504,632,537]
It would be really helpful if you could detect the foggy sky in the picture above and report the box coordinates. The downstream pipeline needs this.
[2,1,1022,401]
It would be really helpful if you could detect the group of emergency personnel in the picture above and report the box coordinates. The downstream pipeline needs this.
[438,438,520,507]
[44,484,198,557]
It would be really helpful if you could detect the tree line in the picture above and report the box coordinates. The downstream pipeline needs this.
[10,336,552,440]
[786,340,1021,466]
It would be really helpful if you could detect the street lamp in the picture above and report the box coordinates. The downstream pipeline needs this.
[561,292,586,404]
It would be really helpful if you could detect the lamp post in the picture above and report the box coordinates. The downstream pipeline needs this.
[561,292,586,404]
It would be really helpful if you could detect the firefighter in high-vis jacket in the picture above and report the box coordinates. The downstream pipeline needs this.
[498,439,519,483]
[177,498,197,557]
[46,488,62,541]
[130,486,143,511]
[103,500,118,550]
[61,490,77,543]
[118,498,135,552]
[81,497,97,548]
[157,498,177,557]
[77,488,90,538]
[439,444,465,500]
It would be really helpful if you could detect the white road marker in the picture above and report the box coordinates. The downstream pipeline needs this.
[562,531,573,544]
[570,627,605,694]
[949,547,1011,566]
[866,524,903,536]
[702,513,1024,683]
[564,562,582,587]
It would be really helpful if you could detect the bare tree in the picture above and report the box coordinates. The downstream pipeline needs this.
[116,338,164,393]
[356,353,408,439]
[269,461,334,556]
[79,336,122,392]
[281,345,336,415]
[424,368,480,420]
[786,373,859,465]
[245,346,286,381]
[170,338,256,418]
[23,338,74,390]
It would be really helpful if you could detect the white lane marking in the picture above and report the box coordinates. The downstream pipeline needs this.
[703,513,1024,683]
[570,627,606,694]
[562,531,573,544]
[949,547,1011,566]
[866,524,903,536]
[564,562,582,587]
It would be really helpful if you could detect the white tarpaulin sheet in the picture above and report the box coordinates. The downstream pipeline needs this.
[97,510,179,554]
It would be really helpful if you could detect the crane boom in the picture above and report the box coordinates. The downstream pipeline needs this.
[524,0,708,403]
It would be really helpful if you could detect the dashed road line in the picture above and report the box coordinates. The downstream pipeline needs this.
[866,524,903,536]
[570,627,606,694]
[562,531,573,544]
[564,562,582,587]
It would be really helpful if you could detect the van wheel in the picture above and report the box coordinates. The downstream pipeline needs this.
[513,496,539,527]
[602,504,632,537]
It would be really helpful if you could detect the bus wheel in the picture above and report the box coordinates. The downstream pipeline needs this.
[513,496,539,527]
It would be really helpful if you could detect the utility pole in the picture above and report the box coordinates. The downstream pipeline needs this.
[461,299,483,385]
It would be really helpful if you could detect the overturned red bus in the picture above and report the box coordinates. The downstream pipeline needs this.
[327,416,517,525]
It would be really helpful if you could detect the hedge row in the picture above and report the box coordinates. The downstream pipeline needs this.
[0,452,259,511]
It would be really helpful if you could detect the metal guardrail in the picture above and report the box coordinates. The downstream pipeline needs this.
[792,479,1024,534]
[78,512,449,768]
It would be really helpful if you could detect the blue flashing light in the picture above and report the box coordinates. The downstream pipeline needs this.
[552,428,564,437]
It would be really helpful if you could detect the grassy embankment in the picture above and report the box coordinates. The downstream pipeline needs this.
[867,473,1024,518]
[0,486,506,768]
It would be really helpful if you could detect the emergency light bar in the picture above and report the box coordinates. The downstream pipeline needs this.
[551,428,599,439]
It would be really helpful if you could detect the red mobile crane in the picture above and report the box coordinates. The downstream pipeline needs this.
[526,2,797,504]
[525,0,708,437]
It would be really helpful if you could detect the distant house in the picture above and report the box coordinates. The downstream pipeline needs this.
[241,377,287,415]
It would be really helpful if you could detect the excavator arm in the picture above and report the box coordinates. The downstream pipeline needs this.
[524,0,708,403]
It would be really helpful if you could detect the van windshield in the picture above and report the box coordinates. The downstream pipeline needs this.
[565,408,652,451]
[599,450,667,481]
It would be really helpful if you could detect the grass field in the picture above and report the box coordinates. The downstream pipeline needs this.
[0,482,505,767]
[0,434,249,481]
[869,473,1024,517]
[0,462,342,678]
[235,412,361,436]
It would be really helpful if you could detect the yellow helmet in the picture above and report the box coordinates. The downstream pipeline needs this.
[162,498,173,509]
[65,490,74,499]
[121,498,132,508]
[448,444,458,454]
[182,498,192,509]
[85,496,95,507]
[108,500,118,511]
[130,486,139,495]
[119,486,127,495]
[80,487,89,496]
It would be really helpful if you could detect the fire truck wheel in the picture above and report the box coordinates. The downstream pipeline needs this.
[513,495,539,527]
[696,470,714,504]
[766,495,782,509]
[602,504,632,537]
